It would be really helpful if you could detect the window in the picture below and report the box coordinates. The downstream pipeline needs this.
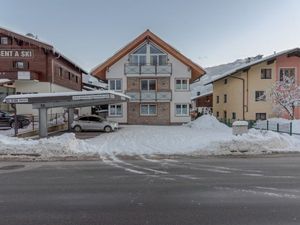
[109,104,122,116]
[224,94,227,103]
[216,111,219,117]
[232,112,236,120]
[224,111,227,119]
[197,91,201,96]
[15,61,24,69]
[68,72,71,80]
[129,42,167,66]
[109,79,122,91]
[261,69,272,79]
[0,37,8,45]
[255,91,266,101]
[224,79,227,84]
[279,68,295,82]
[256,113,266,120]
[58,67,63,77]
[175,79,188,90]
[216,96,219,104]
[75,76,78,83]
[141,79,156,91]
[140,104,157,116]
[175,104,188,116]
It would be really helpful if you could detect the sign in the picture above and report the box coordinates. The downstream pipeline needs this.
[5,98,29,104]
[17,71,31,80]
[72,94,110,101]
[0,49,34,58]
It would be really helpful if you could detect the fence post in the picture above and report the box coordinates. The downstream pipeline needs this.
[290,122,293,136]
[277,123,279,132]
[32,115,34,131]
[267,120,269,130]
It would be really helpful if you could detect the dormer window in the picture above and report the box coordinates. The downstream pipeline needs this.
[129,42,167,66]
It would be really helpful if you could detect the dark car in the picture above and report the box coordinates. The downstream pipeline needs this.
[0,111,31,129]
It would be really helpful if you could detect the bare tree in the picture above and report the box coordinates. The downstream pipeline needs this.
[270,76,300,119]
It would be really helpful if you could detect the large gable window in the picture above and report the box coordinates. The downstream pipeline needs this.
[129,42,167,66]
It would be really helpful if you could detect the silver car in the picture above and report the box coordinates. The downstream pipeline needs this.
[71,115,118,132]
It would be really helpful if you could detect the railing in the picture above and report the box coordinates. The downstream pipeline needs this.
[126,90,172,101]
[124,63,172,75]
[218,118,300,136]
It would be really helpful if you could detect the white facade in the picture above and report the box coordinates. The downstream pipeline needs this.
[105,41,192,124]
[15,80,90,116]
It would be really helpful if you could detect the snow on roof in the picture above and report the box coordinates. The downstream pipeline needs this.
[82,74,108,89]
[191,83,213,100]
[206,48,300,85]
[0,79,11,84]
[3,90,130,101]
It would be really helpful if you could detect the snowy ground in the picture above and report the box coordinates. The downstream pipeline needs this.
[0,115,300,160]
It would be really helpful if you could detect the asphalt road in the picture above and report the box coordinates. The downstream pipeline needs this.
[0,155,300,225]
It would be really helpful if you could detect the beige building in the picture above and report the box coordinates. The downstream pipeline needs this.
[209,48,300,121]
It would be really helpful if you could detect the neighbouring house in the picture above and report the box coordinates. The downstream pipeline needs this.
[207,48,300,121]
[0,26,87,115]
[91,30,205,125]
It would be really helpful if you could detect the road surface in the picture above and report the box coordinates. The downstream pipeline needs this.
[0,155,299,225]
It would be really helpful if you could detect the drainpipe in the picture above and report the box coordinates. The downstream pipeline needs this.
[229,75,245,120]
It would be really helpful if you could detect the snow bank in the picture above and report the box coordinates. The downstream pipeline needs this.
[0,133,94,158]
[0,115,300,158]
[186,115,230,131]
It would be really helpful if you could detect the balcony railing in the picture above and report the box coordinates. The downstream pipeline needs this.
[124,63,172,75]
[126,90,172,102]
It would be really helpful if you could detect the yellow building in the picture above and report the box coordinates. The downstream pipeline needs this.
[208,48,300,121]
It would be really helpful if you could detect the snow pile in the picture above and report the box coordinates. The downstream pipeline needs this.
[0,133,94,158]
[218,129,300,154]
[186,115,230,131]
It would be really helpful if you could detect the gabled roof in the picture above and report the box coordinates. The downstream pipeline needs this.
[91,30,206,81]
[0,26,87,74]
[206,47,300,84]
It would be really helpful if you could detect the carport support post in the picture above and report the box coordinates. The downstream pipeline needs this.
[39,107,48,138]
[68,108,74,131]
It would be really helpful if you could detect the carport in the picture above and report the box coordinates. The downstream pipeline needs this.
[3,90,130,138]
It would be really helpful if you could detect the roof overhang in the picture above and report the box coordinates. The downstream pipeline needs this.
[91,30,206,82]
[3,90,130,109]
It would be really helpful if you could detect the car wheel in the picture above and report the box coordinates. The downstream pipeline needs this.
[10,121,20,129]
[73,125,82,132]
[104,126,112,133]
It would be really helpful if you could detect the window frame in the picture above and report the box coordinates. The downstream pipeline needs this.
[261,68,272,79]
[140,104,157,116]
[224,94,227,103]
[0,37,8,45]
[256,113,267,121]
[255,91,266,101]
[109,104,123,117]
[15,61,25,69]
[140,79,156,91]
[216,96,219,104]
[175,79,188,91]
[279,67,296,82]
[175,104,189,117]
[232,112,236,120]
[109,79,122,91]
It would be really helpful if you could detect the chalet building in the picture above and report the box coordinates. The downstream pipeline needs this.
[208,48,300,121]
[91,30,205,125]
[0,26,87,115]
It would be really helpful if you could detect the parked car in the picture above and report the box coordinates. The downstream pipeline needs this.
[71,115,118,132]
[0,111,31,128]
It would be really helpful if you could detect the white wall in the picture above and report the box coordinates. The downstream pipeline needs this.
[105,43,192,124]
[14,81,87,116]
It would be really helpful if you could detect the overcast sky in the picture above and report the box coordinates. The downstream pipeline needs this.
[1,0,300,71]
